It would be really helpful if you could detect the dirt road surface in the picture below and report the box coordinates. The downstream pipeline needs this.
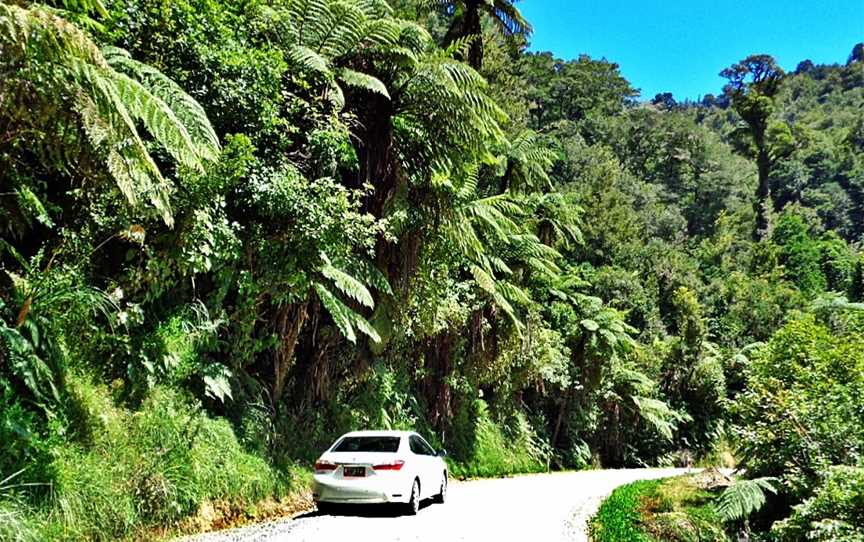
[180,468,691,542]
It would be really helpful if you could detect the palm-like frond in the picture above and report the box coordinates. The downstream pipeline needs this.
[715,477,778,522]
[524,192,584,248]
[392,37,507,170]
[313,252,387,344]
[313,282,381,344]
[433,165,562,330]
[319,253,375,308]
[256,0,397,109]
[489,0,532,37]
[423,0,532,37]
[630,395,684,441]
[0,5,220,226]
[499,130,558,192]
[103,47,220,162]
[338,68,390,98]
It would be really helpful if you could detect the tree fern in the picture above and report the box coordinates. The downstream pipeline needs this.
[256,0,396,109]
[0,4,219,227]
[499,130,558,192]
[312,282,380,344]
[319,253,375,308]
[715,477,778,522]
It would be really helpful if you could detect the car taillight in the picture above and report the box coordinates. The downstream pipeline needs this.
[373,460,405,471]
[315,460,337,472]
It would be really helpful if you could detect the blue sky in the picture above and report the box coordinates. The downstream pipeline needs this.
[519,0,864,101]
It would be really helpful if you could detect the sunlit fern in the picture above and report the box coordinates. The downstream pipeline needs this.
[715,477,778,523]
[254,0,401,109]
[0,4,220,227]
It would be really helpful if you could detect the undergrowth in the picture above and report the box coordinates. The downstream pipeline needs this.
[3,375,297,541]
[590,476,728,542]
[446,399,550,479]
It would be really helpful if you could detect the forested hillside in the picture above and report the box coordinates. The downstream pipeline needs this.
[1,0,862,540]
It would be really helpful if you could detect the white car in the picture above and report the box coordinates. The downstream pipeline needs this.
[312,430,448,515]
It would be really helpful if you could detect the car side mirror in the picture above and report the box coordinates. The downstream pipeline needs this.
[437,449,448,457]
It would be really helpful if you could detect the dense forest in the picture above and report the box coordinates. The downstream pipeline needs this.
[1,0,863,540]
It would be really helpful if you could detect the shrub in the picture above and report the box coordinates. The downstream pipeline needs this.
[732,315,864,499]
[447,399,549,478]
[772,466,864,541]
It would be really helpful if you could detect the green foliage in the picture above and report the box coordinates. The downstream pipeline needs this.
[447,399,549,478]
[592,476,729,542]
[1,0,863,539]
[714,477,777,523]
[773,466,864,542]
[0,3,219,227]
[773,210,828,294]
[732,315,864,498]
[29,378,288,541]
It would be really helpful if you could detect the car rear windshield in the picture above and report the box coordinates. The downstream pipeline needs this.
[333,436,401,453]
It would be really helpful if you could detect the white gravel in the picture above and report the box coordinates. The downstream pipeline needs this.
[179,468,692,542]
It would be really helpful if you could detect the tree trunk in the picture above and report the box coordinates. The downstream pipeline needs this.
[442,0,484,70]
[272,300,309,405]
[357,93,396,217]
[552,337,587,450]
[753,144,772,241]
[423,330,456,431]
[551,386,573,449]
[465,1,483,70]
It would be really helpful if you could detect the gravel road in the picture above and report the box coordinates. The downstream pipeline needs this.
[180,468,691,542]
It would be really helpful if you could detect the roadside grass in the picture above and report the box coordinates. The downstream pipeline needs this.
[590,479,660,542]
[590,475,728,542]
[6,375,307,542]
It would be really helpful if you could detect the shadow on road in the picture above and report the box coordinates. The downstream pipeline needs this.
[309,500,436,518]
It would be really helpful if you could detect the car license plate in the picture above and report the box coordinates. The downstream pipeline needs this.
[343,466,365,477]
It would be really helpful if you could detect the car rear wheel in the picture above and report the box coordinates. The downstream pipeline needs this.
[404,479,420,515]
[433,473,447,504]
[316,502,336,515]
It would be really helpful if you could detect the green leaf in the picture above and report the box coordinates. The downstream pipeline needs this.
[581,319,599,332]
[201,363,233,403]
[288,44,330,74]
[16,186,53,227]
[313,282,357,343]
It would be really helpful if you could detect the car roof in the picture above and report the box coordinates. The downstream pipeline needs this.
[341,430,416,438]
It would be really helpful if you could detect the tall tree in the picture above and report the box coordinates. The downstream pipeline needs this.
[430,0,531,69]
[721,55,785,240]
[848,42,864,65]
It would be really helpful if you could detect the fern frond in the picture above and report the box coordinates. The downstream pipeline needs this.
[630,396,684,441]
[338,68,390,98]
[0,5,218,227]
[104,47,220,161]
[313,282,380,343]
[715,477,777,523]
[319,254,375,308]
[313,282,358,343]
[288,44,331,73]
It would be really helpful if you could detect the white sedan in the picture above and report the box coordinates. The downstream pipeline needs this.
[312,430,448,515]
